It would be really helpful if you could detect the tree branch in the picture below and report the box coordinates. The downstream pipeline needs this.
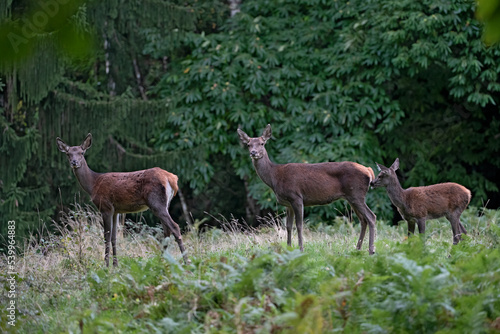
[132,58,148,101]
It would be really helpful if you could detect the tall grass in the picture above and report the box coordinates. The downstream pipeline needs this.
[1,206,500,333]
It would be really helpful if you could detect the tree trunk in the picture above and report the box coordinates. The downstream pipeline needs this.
[243,177,259,224]
[177,188,194,226]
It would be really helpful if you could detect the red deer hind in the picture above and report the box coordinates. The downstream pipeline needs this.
[371,158,470,244]
[56,134,188,266]
[238,124,377,254]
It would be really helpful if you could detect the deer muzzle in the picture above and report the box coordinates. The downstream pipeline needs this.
[250,152,262,159]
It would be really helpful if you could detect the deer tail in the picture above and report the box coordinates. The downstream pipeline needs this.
[367,166,375,186]
[161,171,179,204]
[168,173,179,197]
[464,187,472,206]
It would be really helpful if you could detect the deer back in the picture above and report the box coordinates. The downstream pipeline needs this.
[404,182,471,218]
[270,161,373,206]
[91,167,178,213]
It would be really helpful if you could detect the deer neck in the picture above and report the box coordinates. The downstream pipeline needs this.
[72,160,98,195]
[252,150,278,189]
[385,177,407,209]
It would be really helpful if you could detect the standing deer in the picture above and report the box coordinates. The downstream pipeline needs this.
[237,124,377,254]
[56,133,188,266]
[371,158,470,244]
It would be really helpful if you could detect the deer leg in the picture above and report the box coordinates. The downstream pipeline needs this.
[447,213,463,244]
[458,220,467,235]
[101,210,113,267]
[351,201,376,254]
[365,205,376,255]
[354,208,367,250]
[153,208,188,262]
[291,202,304,252]
[407,219,416,237]
[111,213,119,267]
[416,218,426,234]
[162,212,189,263]
[286,206,295,247]
[148,185,189,264]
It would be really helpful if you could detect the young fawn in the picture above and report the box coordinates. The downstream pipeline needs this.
[371,158,470,244]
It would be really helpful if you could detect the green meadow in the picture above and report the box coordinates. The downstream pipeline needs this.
[2,206,500,333]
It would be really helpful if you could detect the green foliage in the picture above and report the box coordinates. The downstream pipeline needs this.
[0,0,94,105]
[153,0,388,220]
[476,0,500,44]
[0,113,52,240]
[0,0,201,240]
[9,208,500,333]
[87,0,197,95]
[1,0,500,246]
[152,0,500,222]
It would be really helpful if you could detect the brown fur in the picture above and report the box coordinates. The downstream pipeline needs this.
[238,124,377,254]
[91,168,178,213]
[399,183,471,220]
[372,158,470,244]
[367,166,375,183]
[56,134,188,266]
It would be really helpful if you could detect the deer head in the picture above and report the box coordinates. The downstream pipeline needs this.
[371,158,399,188]
[56,133,92,169]
[237,124,272,160]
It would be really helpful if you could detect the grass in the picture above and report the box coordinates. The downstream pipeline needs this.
[1,206,500,333]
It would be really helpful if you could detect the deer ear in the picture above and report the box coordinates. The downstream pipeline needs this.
[376,162,389,171]
[237,128,250,145]
[391,158,399,171]
[56,137,69,153]
[262,124,272,141]
[81,133,92,151]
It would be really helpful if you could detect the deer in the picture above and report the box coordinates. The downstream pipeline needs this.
[371,158,470,244]
[56,133,188,267]
[237,124,377,254]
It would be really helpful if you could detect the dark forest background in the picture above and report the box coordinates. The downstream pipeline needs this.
[1,0,499,247]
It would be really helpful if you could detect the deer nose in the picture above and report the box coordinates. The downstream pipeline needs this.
[250,150,257,156]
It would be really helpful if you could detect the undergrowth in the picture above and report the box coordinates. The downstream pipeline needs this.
[1,206,500,333]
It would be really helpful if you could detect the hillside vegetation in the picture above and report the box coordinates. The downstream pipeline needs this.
[2,0,500,240]
[1,206,500,333]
